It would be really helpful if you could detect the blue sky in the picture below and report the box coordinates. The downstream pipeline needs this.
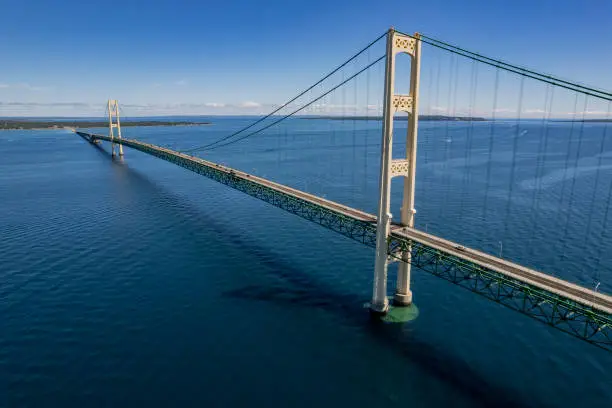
[1,0,611,117]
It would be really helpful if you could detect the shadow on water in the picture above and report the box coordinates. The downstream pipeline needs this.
[222,287,531,408]
[90,140,532,408]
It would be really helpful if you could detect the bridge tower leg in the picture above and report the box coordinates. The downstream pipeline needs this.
[371,29,421,314]
[107,99,124,157]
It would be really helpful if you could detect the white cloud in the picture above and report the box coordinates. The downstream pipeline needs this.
[309,103,359,110]
[0,101,97,116]
[18,83,52,91]
[237,101,261,108]
[563,110,609,116]
[0,102,91,107]
[431,106,447,112]
[0,83,51,91]
[119,102,264,111]
[174,80,187,86]
[0,100,380,116]
[204,102,225,108]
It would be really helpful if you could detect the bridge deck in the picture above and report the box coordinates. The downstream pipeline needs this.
[393,227,612,315]
[77,132,612,349]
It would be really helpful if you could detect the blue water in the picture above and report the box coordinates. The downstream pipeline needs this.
[1,118,611,407]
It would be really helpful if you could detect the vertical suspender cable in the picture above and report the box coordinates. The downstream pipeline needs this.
[527,84,552,253]
[503,76,525,242]
[587,102,611,288]
[560,96,589,265]
[482,68,500,221]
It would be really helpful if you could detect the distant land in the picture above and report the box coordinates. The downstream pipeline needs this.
[556,119,612,123]
[0,120,211,130]
[301,115,487,121]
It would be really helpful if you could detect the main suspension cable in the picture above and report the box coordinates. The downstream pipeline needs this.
[195,55,386,151]
[396,30,612,101]
[418,34,612,99]
[182,32,387,153]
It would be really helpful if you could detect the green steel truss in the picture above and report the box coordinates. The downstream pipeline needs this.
[388,240,612,351]
[79,132,612,351]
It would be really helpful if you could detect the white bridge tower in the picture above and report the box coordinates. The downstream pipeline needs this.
[371,29,421,314]
[107,99,124,157]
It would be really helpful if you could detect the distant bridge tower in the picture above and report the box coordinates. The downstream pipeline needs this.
[107,99,124,157]
[371,28,421,314]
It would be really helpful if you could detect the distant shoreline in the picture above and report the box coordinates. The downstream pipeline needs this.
[301,115,487,121]
[301,116,612,123]
[554,119,612,123]
[0,120,212,131]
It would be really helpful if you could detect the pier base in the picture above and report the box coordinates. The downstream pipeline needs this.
[368,299,390,316]
[382,303,419,323]
[393,290,413,306]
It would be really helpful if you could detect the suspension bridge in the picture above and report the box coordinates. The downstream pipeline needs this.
[76,29,612,351]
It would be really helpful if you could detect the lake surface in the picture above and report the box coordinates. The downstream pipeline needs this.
[1,117,611,407]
